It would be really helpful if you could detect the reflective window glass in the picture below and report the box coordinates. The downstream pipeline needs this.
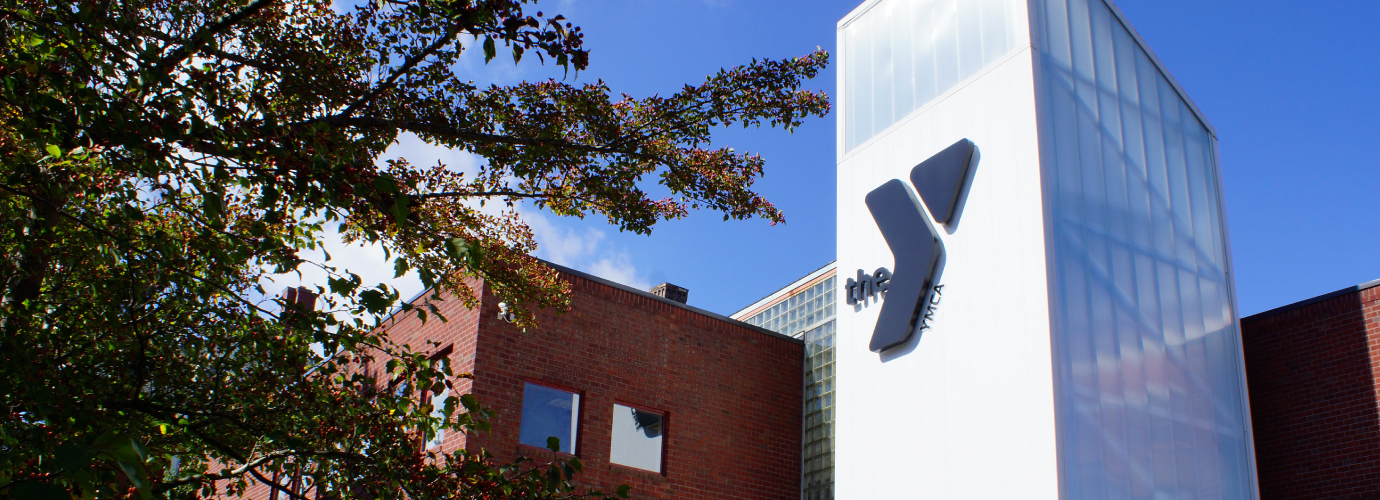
[519,383,580,454]
[425,387,450,450]
[610,404,664,472]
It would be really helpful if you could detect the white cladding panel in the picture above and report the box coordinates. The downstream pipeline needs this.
[835,2,1058,495]
[1033,0,1258,498]
[836,0,1257,498]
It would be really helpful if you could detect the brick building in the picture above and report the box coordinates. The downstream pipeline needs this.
[375,263,805,499]
[1242,278,1380,499]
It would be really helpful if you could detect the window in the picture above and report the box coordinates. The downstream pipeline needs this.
[420,345,454,451]
[609,404,665,473]
[518,382,580,454]
[424,387,450,450]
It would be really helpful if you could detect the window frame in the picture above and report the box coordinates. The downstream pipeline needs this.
[608,400,669,475]
[417,344,455,451]
[517,379,585,456]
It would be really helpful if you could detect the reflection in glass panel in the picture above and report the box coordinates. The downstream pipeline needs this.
[518,383,580,454]
[610,404,664,472]
[1034,0,1252,497]
[843,0,1027,152]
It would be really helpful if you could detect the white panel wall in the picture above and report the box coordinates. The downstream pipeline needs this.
[835,1,1059,497]
[835,0,1257,499]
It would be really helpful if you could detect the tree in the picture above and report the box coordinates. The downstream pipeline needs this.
[0,0,829,498]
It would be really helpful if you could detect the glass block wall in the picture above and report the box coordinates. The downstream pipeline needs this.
[1034,0,1255,498]
[842,0,1026,152]
[739,271,837,500]
[742,276,837,336]
[799,321,836,500]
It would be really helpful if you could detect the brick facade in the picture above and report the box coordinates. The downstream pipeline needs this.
[383,265,805,499]
[1242,280,1380,499]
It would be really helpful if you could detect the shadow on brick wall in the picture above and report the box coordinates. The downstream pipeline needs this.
[1244,289,1380,500]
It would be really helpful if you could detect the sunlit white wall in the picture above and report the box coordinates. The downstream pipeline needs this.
[1032,0,1258,498]
[836,0,1059,498]
[837,0,1258,498]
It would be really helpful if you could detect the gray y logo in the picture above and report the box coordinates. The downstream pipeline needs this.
[863,139,977,352]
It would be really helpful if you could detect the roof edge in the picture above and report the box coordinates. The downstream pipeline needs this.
[1242,277,1380,322]
[837,0,884,29]
[541,260,804,345]
[731,261,838,319]
[1100,0,1218,138]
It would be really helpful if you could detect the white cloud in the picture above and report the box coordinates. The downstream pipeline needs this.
[379,133,482,176]
[524,210,604,266]
[523,209,652,291]
[260,225,425,316]
[587,252,652,291]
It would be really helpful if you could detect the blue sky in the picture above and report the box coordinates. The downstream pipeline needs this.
[331,0,1380,318]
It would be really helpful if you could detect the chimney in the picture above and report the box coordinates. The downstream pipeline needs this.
[650,283,689,304]
[283,286,319,312]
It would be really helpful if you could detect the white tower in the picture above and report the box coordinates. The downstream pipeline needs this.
[834,0,1259,498]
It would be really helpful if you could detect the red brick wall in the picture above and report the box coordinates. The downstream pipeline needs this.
[377,284,484,451]
[1242,284,1380,499]
[463,270,804,500]
[232,270,803,499]
[232,287,484,499]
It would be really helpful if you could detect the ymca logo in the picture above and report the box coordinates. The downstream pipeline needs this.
[852,138,978,352]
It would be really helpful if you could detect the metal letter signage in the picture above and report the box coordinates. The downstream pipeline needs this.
[845,268,892,305]
[864,138,977,352]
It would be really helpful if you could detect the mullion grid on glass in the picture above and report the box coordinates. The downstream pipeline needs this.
[843,0,1025,152]
[802,320,835,500]
[743,278,837,338]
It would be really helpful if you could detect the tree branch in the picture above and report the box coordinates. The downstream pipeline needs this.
[149,0,278,77]
[338,26,462,118]
[158,449,365,492]
[0,182,282,322]
[309,116,656,160]
[249,468,314,500]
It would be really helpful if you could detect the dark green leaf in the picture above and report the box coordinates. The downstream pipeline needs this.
[203,194,224,223]
[358,289,391,313]
[545,466,561,491]
[116,460,144,490]
[11,481,69,500]
[460,393,481,412]
[54,444,94,472]
[391,194,409,226]
[128,438,148,463]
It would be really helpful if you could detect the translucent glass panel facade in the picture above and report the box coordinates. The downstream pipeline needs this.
[1034,0,1254,498]
[741,273,837,500]
[801,321,836,500]
[742,276,836,336]
[842,0,1026,151]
